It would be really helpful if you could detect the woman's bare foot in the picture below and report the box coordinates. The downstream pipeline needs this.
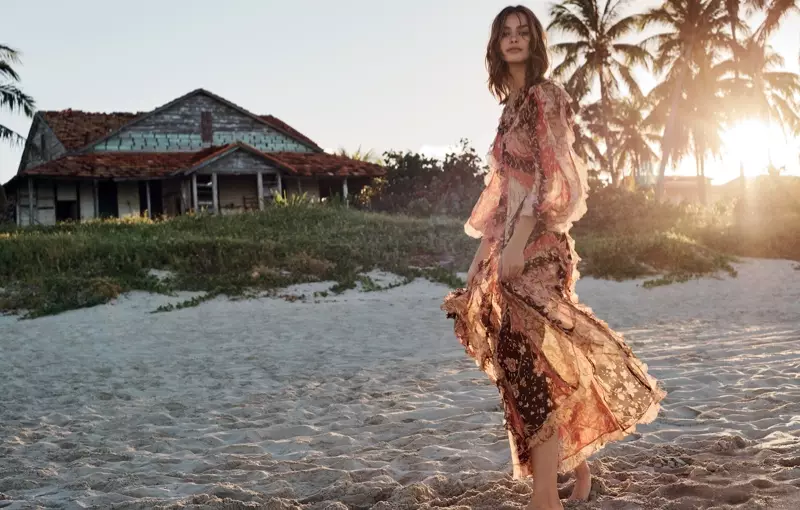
[567,460,592,501]
[526,434,564,509]
[526,500,563,510]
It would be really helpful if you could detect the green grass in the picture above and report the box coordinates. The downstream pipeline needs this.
[0,206,476,318]
[0,203,743,318]
[577,231,738,283]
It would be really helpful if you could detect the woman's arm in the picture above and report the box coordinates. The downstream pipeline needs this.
[467,236,492,283]
[506,214,536,254]
[500,214,535,281]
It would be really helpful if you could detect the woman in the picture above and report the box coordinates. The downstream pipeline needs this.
[441,6,666,509]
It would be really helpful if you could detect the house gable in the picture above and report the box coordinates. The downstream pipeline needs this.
[17,115,68,173]
[189,146,283,176]
[92,90,317,154]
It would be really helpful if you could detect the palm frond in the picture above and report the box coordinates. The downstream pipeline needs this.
[756,0,800,41]
[605,13,639,39]
[547,5,592,39]
[565,63,595,102]
[0,124,26,146]
[0,45,21,63]
[549,41,591,56]
[552,52,582,79]
[613,43,653,69]
[0,61,21,82]
[613,62,644,98]
[0,84,36,117]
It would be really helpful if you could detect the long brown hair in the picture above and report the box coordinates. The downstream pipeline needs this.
[486,5,549,103]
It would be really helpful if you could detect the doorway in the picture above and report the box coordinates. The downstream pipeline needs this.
[138,181,164,217]
[98,181,119,218]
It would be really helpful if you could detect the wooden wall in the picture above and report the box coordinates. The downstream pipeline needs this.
[219,175,259,212]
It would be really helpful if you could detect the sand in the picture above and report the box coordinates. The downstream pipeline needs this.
[0,259,798,510]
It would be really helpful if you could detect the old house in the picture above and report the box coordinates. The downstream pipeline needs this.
[2,88,384,225]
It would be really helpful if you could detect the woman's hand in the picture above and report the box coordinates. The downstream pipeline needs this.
[500,244,525,282]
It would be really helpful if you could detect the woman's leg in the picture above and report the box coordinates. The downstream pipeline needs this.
[568,460,592,501]
[527,433,562,510]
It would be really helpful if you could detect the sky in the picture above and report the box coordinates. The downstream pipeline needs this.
[1,0,799,185]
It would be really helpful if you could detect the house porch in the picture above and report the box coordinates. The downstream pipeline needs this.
[10,173,363,226]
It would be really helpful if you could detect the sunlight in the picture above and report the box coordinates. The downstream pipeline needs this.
[713,119,798,182]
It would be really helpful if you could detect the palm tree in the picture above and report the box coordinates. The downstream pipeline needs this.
[649,60,729,204]
[609,97,660,184]
[1,44,35,209]
[561,80,605,172]
[722,38,800,135]
[1,45,35,145]
[335,146,383,165]
[548,0,653,186]
[640,0,736,201]
[755,0,799,41]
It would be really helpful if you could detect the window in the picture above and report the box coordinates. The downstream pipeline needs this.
[196,175,214,209]
[262,173,280,200]
[201,112,213,143]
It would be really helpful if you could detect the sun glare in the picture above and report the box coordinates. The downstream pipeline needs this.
[715,119,798,182]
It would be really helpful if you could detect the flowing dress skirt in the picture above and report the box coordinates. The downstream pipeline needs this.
[442,226,666,476]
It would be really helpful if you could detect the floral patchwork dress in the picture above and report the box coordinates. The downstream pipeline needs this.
[442,80,666,477]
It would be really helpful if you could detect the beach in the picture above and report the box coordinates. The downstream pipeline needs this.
[1,258,798,509]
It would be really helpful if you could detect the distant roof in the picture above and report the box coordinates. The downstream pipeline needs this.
[40,110,142,151]
[258,115,319,150]
[38,99,321,153]
[20,147,222,179]
[271,151,386,177]
[18,144,384,180]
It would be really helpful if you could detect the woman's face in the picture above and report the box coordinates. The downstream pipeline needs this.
[500,13,532,64]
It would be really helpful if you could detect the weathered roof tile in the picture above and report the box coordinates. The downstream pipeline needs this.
[20,145,385,179]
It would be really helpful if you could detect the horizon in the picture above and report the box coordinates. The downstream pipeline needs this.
[2,0,799,187]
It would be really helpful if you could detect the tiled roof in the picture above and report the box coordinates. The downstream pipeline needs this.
[272,151,385,177]
[21,147,224,179]
[38,110,320,153]
[20,145,385,179]
[259,115,320,150]
[40,110,143,151]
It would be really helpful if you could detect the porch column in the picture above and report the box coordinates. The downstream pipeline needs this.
[297,179,302,194]
[15,189,20,227]
[28,177,34,226]
[145,181,152,219]
[191,174,198,212]
[256,171,264,211]
[342,178,349,207]
[93,180,99,218]
[276,172,283,199]
[211,172,219,214]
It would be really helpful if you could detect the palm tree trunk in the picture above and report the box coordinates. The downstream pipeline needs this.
[700,157,707,206]
[599,74,617,186]
[695,142,708,206]
[654,91,681,201]
[655,49,693,201]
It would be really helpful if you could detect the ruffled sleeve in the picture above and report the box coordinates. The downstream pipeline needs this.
[520,83,589,233]
[463,138,505,241]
